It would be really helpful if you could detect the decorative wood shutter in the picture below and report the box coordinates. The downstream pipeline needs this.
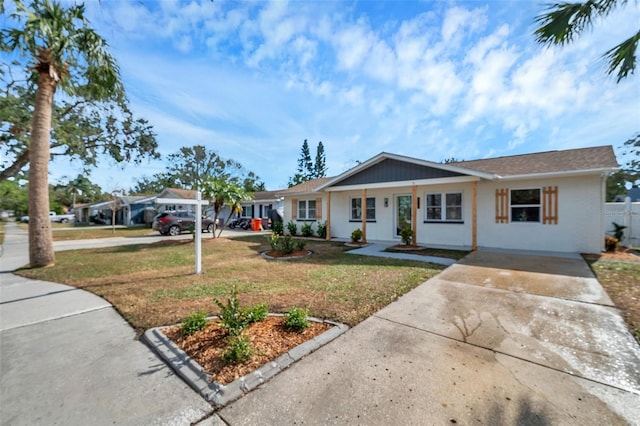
[291,199,298,220]
[316,198,322,220]
[542,186,558,224]
[495,188,509,223]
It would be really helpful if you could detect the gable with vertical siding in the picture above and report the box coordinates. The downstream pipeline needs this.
[332,159,464,187]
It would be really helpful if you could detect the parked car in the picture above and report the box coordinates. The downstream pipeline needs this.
[152,211,214,236]
[20,211,75,223]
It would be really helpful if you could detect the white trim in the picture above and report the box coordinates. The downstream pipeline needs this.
[497,168,617,181]
[325,175,481,192]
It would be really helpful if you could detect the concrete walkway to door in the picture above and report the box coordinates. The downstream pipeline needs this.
[219,250,640,425]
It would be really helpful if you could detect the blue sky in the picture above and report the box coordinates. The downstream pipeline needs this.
[9,1,640,192]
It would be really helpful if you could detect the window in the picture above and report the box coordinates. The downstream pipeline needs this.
[241,205,253,218]
[426,192,463,222]
[297,199,316,220]
[510,189,540,222]
[350,197,376,221]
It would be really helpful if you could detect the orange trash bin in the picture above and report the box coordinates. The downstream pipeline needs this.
[251,219,261,231]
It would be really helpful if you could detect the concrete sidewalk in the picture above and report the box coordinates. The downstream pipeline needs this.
[0,222,217,425]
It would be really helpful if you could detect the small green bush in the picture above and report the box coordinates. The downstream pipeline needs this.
[272,221,284,236]
[301,222,314,237]
[351,228,363,242]
[181,310,208,336]
[242,303,268,324]
[221,335,253,363]
[285,307,309,330]
[295,240,306,251]
[268,232,280,250]
[400,226,414,245]
[316,221,327,239]
[214,289,245,337]
[612,222,627,241]
[286,220,298,235]
[279,235,296,254]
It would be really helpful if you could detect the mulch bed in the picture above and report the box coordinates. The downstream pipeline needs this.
[162,316,331,385]
[582,247,640,263]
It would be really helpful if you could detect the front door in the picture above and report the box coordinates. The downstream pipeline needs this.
[395,194,412,237]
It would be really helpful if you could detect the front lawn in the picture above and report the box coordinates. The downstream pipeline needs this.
[17,222,154,240]
[588,259,640,345]
[16,236,444,333]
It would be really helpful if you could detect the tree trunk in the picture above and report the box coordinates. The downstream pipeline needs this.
[28,71,56,268]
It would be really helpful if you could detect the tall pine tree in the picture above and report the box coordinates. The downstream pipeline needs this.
[314,141,327,178]
[288,139,328,186]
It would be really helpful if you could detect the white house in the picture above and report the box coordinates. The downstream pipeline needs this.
[238,190,284,226]
[279,146,618,254]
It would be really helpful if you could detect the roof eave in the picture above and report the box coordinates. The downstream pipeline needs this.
[497,167,619,181]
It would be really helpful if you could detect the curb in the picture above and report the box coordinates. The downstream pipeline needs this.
[142,316,348,408]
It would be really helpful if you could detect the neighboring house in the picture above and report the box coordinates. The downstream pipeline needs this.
[75,195,157,225]
[238,190,284,225]
[626,186,640,202]
[280,146,618,254]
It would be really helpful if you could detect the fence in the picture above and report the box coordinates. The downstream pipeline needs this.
[604,199,640,248]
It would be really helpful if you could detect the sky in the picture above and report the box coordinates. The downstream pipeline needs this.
[5,0,640,192]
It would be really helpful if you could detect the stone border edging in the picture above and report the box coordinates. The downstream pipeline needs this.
[142,314,348,408]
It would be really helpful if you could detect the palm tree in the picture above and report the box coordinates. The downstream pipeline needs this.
[1,0,123,267]
[202,178,253,238]
[534,0,639,82]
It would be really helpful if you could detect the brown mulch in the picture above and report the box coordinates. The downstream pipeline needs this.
[264,249,311,258]
[162,316,332,385]
[582,247,640,263]
[389,244,424,250]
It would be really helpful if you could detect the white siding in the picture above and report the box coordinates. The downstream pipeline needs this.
[477,175,605,253]
[283,174,606,253]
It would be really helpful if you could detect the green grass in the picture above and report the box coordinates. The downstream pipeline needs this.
[16,236,444,333]
[16,222,155,240]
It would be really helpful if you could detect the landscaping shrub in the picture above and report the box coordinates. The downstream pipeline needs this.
[316,221,327,239]
[268,232,280,250]
[400,226,414,245]
[351,228,363,243]
[295,240,306,251]
[612,222,627,242]
[221,336,253,363]
[242,303,268,324]
[301,222,314,237]
[286,220,298,235]
[181,310,208,336]
[285,307,309,330]
[272,221,284,236]
[214,290,246,337]
[279,235,296,254]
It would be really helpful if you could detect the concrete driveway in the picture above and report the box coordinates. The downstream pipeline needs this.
[219,250,640,425]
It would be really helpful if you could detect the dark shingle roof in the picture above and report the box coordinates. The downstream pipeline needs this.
[451,145,618,177]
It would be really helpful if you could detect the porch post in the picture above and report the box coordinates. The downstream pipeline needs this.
[472,181,478,251]
[412,185,417,243]
[326,192,332,240]
[361,188,367,243]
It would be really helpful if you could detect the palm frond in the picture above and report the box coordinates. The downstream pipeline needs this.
[534,0,623,45]
[603,29,640,82]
